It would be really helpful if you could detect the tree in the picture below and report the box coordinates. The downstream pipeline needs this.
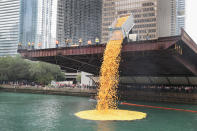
[7,56,30,81]
[0,56,65,85]
[76,74,81,84]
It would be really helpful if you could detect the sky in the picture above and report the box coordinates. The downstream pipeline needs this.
[185,0,197,43]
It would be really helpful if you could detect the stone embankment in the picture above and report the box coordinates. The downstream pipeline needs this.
[0,85,97,97]
[1,85,197,104]
[119,90,197,104]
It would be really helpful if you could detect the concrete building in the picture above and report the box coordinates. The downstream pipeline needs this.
[157,0,177,37]
[157,0,185,37]
[0,0,20,56]
[57,0,102,46]
[102,0,185,43]
[81,72,94,86]
[102,0,158,43]
[65,72,94,86]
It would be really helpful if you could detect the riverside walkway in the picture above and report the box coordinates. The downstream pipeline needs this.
[1,84,197,104]
[0,85,96,97]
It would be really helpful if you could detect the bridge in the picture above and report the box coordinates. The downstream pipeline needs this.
[19,29,197,85]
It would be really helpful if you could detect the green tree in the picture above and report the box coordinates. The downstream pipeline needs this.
[0,56,65,85]
[7,56,30,81]
[76,74,81,83]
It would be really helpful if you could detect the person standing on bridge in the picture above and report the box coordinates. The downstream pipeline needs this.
[95,37,99,45]
[65,39,69,47]
[32,42,34,50]
[87,40,92,45]
[56,40,59,48]
[79,38,82,46]
[18,42,22,49]
[28,42,31,49]
[38,42,41,49]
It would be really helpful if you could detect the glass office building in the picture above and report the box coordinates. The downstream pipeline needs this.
[0,0,20,56]
[20,0,58,49]
[62,0,102,45]
[20,0,38,49]
[36,0,57,49]
[176,0,185,35]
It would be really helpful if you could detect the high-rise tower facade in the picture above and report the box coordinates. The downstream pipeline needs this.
[36,0,58,49]
[102,0,157,43]
[20,0,38,49]
[157,0,177,37]
[0,0,20,56]
[56,0,65,46]
[102,0,185,43]
[20,0,58,49]
[59,0,102,46]
[176,0,185,35]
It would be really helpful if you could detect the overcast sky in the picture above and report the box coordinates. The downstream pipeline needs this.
[185,0,197,43]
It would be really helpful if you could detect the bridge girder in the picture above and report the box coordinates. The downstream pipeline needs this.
[19,30,197,78]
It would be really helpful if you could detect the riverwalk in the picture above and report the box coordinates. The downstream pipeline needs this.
[1,84,197,104]
[0,85,97,97]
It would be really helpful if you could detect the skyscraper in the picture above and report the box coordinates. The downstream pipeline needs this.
[102,0,185,43]
[0,0,20,56]
[176,0,185,35]
[102,0,157,43]
[56,0,65,46]
[58,0,102,46]
[157,0,185,37]
[157,0,177,37]
[20,0,58,49]
[36,0,58,49]
[20,0,38,49]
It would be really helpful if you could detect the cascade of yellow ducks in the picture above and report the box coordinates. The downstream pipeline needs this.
[96,16,129,110]
[75,16,147,121]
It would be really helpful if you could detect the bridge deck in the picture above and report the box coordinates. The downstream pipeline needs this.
[19,30,197,78]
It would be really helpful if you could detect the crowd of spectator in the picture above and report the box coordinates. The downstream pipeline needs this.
[52,83,97,90]
[0,81,97,90]
[2,81,197,94]
[119,85,197,93]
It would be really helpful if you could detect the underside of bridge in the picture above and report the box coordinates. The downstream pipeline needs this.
[19,30,197,85]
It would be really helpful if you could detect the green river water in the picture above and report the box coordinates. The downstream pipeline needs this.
[0,92,196,131]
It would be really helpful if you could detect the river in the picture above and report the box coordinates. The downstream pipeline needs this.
[0,92,196,131]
